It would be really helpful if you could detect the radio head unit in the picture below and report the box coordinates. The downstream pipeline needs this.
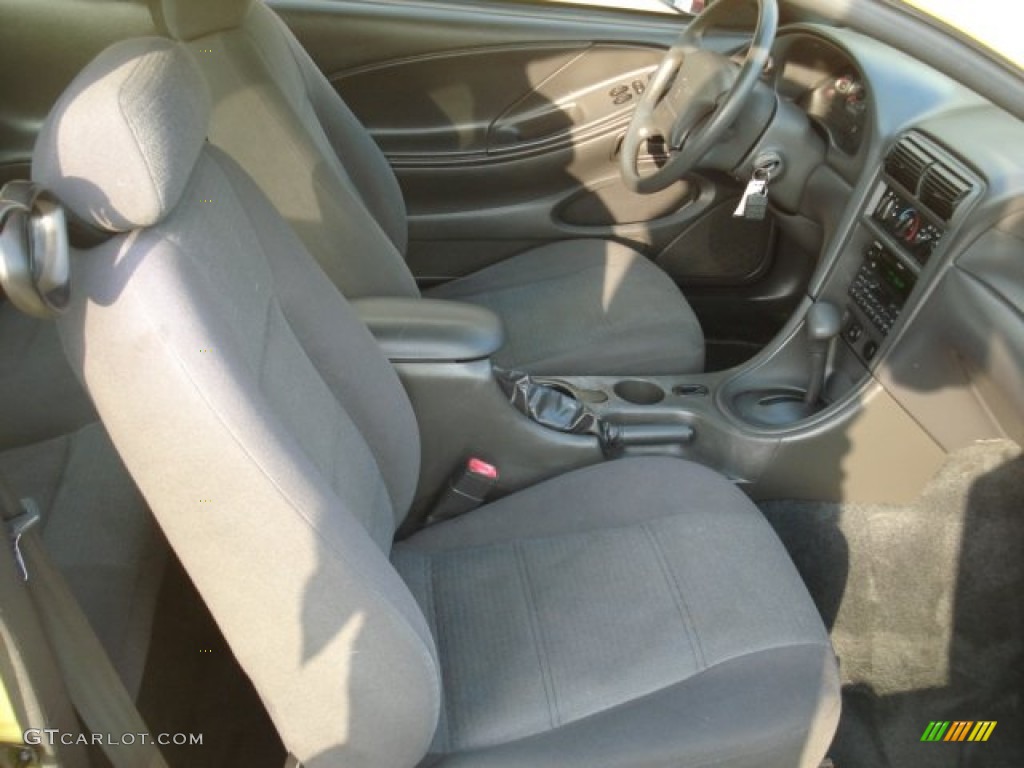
[845,242,916,361]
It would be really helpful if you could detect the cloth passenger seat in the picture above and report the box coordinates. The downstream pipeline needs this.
[37,38,840,768]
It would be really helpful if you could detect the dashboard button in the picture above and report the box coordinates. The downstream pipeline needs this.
[863,341,879,361]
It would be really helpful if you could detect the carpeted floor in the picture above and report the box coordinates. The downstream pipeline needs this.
[138,559,285,768]
[761,440,1024,768]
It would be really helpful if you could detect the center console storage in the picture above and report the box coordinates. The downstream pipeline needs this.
[353,297,505,362]
[356,295,778,519]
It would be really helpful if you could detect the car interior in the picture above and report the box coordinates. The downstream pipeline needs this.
[0,0,1021,767]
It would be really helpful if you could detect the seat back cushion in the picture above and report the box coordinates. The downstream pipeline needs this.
[154,0,416,299]
[150,0,253,42]
[37,37,439,768]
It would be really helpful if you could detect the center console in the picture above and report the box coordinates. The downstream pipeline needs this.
[363,132,980,524]
[706,133,978,494]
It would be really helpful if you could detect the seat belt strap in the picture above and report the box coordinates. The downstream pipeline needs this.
[0,585,47,768]
[0,502,87,768]
[2,487,168,768]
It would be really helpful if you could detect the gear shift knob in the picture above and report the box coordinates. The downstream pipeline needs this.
[804,301,840,406]
[806,301,842,342]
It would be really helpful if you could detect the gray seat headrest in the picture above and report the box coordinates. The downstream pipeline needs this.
[32,37,211,234]
[150,0,255,41]
[0,180,70,318]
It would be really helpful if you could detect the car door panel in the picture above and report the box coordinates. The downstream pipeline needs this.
[275,0,766,282]
[489,44,658,153]
[329,38,723,282]
[335,43,663,159]
[334,44,590,157]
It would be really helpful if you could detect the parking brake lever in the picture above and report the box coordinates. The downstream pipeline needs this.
[601,423,695,457]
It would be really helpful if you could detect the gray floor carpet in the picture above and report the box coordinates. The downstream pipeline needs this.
[761,440,1024,768]
[138,559,285,768]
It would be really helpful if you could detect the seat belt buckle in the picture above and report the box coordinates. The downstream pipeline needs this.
[6,499,41,581]
[426,458,498,525]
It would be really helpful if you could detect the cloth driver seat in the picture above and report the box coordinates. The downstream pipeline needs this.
[147,0,706,376]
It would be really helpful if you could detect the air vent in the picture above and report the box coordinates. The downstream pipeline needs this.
[884,136,933,194]
[920,164,972,221]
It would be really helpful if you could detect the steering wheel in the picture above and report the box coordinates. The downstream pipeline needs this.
[620,0,778,194]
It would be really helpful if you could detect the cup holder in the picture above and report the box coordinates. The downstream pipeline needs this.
[613,379,665,405]
[730,387,815,427]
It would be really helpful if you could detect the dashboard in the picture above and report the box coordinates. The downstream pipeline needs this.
[765,24,1024,449]
[773,35,871,156]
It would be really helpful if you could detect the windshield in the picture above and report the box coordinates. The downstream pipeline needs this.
[549,0,1023,69]
[900,0,1024,68]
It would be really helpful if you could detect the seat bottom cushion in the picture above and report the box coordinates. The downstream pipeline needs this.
[393,458,840,768]
[425,240,704,376]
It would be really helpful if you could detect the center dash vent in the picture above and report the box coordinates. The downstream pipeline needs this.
[884,136,933,194]
[884,133,976,222]
[920,165,972,222]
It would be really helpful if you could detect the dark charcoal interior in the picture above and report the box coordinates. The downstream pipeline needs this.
[1,0,1022,766]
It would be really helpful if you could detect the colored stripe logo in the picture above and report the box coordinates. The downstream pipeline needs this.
[921,721,997,742]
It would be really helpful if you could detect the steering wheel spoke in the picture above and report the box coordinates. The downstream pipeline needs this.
[619,0,778,194]
[641,99,673,143]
